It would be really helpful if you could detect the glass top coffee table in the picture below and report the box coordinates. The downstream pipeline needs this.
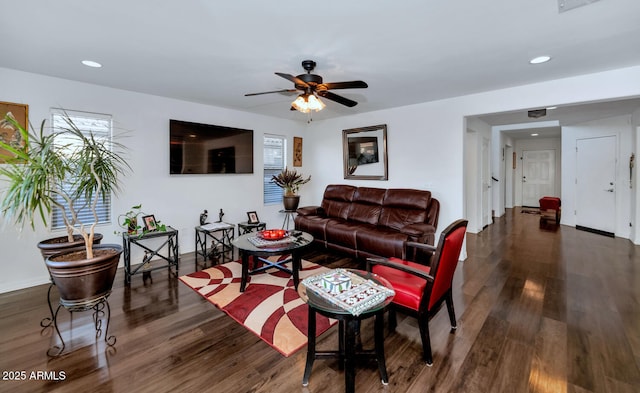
[232,231,313,292]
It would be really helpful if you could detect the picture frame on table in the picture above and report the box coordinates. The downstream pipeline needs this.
[142,215,157,231]
[247,211,260,224]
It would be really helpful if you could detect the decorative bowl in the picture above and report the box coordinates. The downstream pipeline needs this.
[258,229,288,241]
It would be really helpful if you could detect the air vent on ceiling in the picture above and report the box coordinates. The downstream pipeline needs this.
[528,109,547,119]
[558,0,601,13]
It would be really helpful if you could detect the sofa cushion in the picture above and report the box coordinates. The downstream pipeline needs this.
[321,184,356,219]
[347,187,386,225]
[378,189,431,231]
[324,220,361,249]
[294,215,330,242]
[355,225,407,259]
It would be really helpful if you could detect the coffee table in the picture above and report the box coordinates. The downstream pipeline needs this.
[232,231,313,292]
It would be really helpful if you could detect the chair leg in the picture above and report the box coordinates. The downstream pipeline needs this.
[388,308,397,332]
[418,316,433,366]
[445,291,457,331]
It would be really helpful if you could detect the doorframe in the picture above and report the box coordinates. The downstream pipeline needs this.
[482,137,492,228]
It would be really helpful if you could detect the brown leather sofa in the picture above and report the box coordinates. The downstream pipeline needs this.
[294,184,439,260]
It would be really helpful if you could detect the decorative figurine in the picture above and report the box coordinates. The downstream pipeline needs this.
[218,208,225,223]
[200,209,208,225]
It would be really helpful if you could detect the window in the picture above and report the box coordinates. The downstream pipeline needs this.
[264,135,286,204]
[51,110,113,229]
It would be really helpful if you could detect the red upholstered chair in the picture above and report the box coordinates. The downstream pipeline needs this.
[366,219,468,365]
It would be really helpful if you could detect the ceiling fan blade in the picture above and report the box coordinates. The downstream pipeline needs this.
[317,91,358,107]
[319,81,368,90]
[275,72,309,88]
[245,89,298,96]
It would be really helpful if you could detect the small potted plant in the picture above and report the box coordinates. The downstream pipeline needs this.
[118,204,144,234]
[271,167,311,211]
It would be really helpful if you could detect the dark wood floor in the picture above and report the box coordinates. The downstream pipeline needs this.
[1,208,639,393]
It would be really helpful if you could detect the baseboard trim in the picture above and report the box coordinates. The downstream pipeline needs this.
[576,225,615,238]
[0,275,51,294]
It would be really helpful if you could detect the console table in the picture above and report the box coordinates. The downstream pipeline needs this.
[122,227,179,285]
[195,223,235,269]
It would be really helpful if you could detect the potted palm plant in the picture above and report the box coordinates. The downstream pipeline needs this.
[0,111,130,308]
[271,167,311,211]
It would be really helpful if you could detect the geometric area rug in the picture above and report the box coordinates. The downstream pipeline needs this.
[179,258,336,357]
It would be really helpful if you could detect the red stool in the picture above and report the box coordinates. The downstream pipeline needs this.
[539,197,561,224]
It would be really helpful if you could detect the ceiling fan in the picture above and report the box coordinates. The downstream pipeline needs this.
[245,60,368,113]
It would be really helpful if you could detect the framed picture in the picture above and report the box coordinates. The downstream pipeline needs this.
[0,101,29,163]
[343,124,388,180]
[247,211,260,224]
[142,215,157,231]
[293,136,303,167]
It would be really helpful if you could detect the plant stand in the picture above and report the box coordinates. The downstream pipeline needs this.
[40,281,56,329]
[279,209,297,230]
[47,293,116,357]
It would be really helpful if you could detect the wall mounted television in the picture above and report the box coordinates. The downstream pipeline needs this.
[170,119,254,174]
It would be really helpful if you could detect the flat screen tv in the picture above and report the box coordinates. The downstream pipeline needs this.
[170,119,253,174]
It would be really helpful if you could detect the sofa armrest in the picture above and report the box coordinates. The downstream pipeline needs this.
[399,223,435,238]
[296,205,325,217]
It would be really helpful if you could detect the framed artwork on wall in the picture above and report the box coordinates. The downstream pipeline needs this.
[343,124,388,180]
[0,101,29,163]
[293,136,303,167]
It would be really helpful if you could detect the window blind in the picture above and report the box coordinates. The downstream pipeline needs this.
[264,135,286,204]
[51,110,113,229]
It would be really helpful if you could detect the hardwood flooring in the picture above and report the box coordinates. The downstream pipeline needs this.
[1,208,639,392]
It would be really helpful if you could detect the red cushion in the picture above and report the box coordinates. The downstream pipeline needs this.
[372,257,431,311]
[539,197,561,211]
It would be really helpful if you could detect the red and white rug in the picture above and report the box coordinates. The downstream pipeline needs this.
[179,258,336,357]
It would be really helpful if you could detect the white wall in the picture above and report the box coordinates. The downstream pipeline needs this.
[0,67,304,293]
[561,115,634,238]
[2,64,640,293]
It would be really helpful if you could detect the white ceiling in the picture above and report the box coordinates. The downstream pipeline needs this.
[2,0,640,123]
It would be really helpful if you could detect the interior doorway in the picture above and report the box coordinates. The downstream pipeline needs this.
[522,149,556,207]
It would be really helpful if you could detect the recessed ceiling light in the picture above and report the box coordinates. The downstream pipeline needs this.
[546,106,557,110]
[81,60,102,68]
[531,133,539,136]
[529,56,551,64]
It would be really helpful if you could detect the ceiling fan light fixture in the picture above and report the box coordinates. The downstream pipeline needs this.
[292,95,310,113]
[291,93,325,113]
[307,94,325,111]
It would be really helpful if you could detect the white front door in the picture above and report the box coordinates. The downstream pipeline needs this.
[576,136,616,234]
[522,150,556,207]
